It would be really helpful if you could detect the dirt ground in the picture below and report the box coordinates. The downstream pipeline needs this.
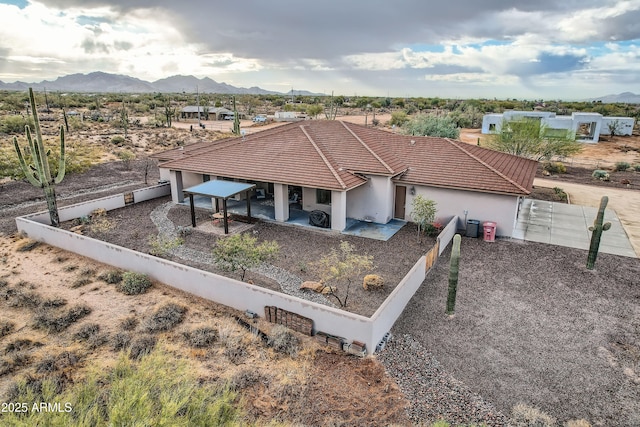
[0,233,410,427]
[394,237,640,426]
[55,196,435,318]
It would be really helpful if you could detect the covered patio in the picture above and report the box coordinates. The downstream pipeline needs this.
[183,180,256,234]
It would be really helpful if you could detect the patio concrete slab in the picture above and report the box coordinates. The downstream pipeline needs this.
[516,199,637,258]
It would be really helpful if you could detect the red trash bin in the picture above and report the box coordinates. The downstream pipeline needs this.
[483,221,497,242]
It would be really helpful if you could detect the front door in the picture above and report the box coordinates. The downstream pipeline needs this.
[394,186,406,219]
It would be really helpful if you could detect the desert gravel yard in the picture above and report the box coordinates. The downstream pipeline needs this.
[390,236,640,426]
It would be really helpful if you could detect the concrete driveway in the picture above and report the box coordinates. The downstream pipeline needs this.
[514,198,636,258]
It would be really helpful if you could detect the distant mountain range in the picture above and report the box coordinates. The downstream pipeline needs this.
[0,71,320,96]
[589,92,640,104]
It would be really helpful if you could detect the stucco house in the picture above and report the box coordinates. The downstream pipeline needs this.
[482,110,635,143]
[152,120,538,237]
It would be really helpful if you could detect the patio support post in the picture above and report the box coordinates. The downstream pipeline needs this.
[223,198,229,234]
[189,194,196,227]
[246,190,252,222]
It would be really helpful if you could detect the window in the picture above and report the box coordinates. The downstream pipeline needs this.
[316,189,331,205]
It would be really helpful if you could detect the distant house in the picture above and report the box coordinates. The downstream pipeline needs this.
[151,121,538,237]
[482,110,635,143]
[180,106,238,121]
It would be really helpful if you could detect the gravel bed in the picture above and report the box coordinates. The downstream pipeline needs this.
[150,201,336,307]
[378,334,508,426]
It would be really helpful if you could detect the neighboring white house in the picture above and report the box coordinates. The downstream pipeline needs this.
[482,111,635,143]
[152,121,538,237]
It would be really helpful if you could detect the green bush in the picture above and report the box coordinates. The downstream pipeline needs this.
[98,269,123,284]
[633,164,640,172]
[2,347,242,425]
[0,115,32,134]
[543,161,567,174]
[592,169,610,181]
[98,269,123,285]
[553,187,568,202]
[111,135,125,145]
[615,161,631,171]
[117,272,152,295]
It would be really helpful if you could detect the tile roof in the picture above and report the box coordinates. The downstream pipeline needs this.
[154,121,537,195]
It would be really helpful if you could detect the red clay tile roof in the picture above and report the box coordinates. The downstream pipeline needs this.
[155,121,537,195]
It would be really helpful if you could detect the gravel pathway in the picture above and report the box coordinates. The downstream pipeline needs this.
[150,202,336,307]
[378,334,509,426]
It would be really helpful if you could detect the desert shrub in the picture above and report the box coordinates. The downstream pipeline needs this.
[98,269,123,284]
[614,161,630,171]
[267,325,300,357]
[16,240,40,252]
[119,315,138,331]
[0,320,15,338]
[117,150,136,168]
[0,352,31,376]
[111,135,125,145]
[5,287,42,309]
[54,255,68,263]
[230,368,264,391]
[510,403,556,427]
[634,164,640,172]
[71,277,93,288]
[566,420,591,427]
[4,338,43,354]
[63,264,79,272]
[0,115,32,134]
[592,169,610,181]
[79,267,96,277]
[111,332,132,351]
[73,323,100,341]
[183,327,219,348]
[553,187,568,202]
[35,350,80,373]
[40,297,67,308]
[117,272,152,295]
[148,235,184,257]
[223,343,248,365]
[0,279,7,288]
[543,161,567,174]
[5,372,68,403]
[128,335,157,360]
[33,304,92,333]
[143,303,187,333]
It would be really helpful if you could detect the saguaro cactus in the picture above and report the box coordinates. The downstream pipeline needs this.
[13,88,66,227]
[586,196,611,269]
[232,96,241,135]
[446,234,462,315]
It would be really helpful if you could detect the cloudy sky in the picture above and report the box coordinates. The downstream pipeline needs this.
[1,0,639,99]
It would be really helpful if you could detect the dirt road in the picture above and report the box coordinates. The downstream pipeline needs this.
[534,178,640,257]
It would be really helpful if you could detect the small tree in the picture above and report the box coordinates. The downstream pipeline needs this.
[306,104,323,119]
[486,118,582,161]
[410,195,437,242]
[212,233,279,281]
[607,119,622,137]
[312,241,374,308]
[401,114,460,139]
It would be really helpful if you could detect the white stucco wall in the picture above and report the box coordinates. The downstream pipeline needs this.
[405,185,520,237]
[601,117,635,136]
[346,176,393,223]
[302,187,331,214]
[159,167,171,181]
[331,190,347,231]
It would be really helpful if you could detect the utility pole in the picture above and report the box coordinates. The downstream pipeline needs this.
[196,85,201,127]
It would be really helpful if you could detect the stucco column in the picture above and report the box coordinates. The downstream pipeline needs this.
[169,170,184,204]
[274,184,289,222]
[331,190,347,231]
